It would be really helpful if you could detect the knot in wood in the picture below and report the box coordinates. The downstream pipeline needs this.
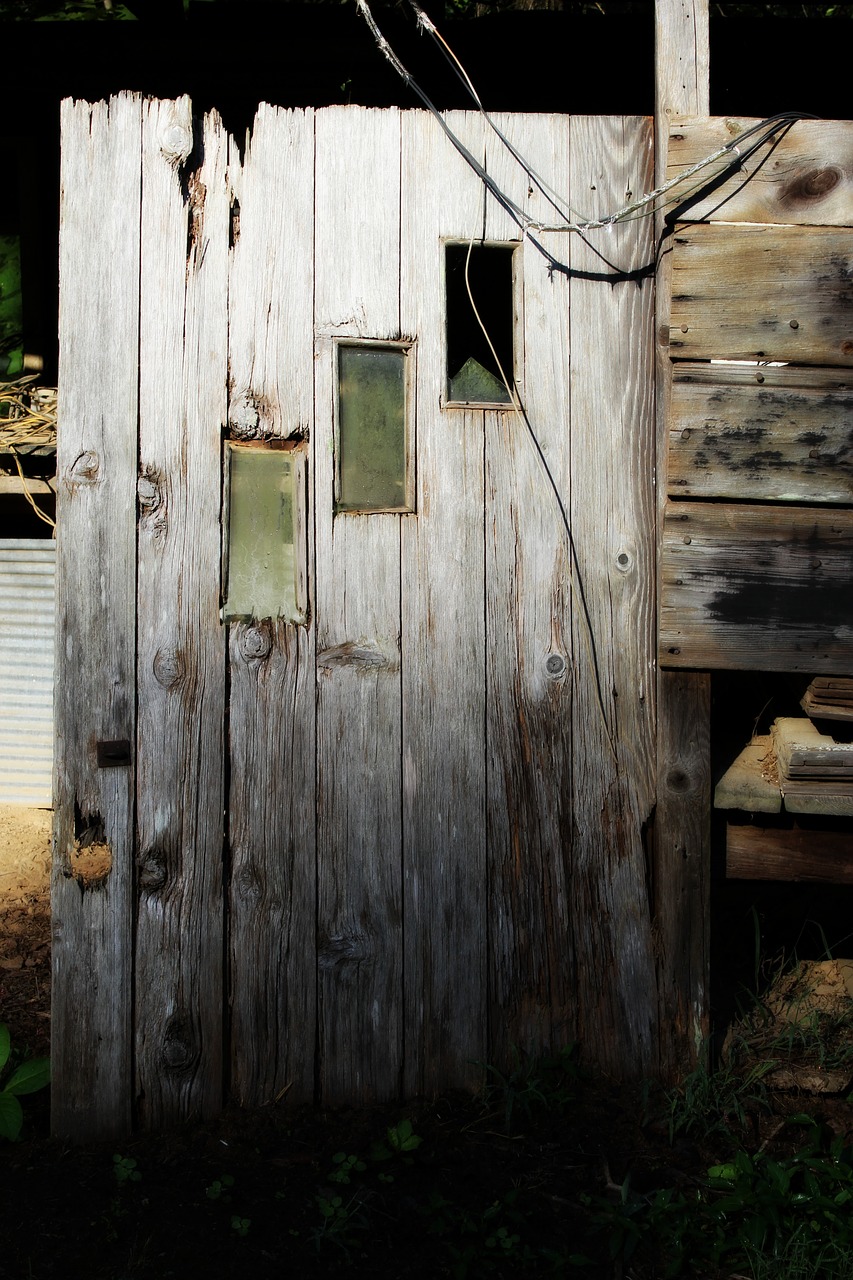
[238,624,272,663]
[153,646,184,690]
[160,123,192,164]
[545,653,566,677]
[780,167,841,204]
[229,395,262,439]
[667,767,690,793]
[236,864,263,903]
[137,474,162,512]
[68,450,99,486]
[137,848,167,891]
[161,1016,197,1072]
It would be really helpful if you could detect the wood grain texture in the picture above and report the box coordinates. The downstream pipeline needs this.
[53,94,141,1140]
[670,223,853,366]
[660,501,853,673]
[569,116,658,1077]
[727,820,853,883]
[666,117,853,226]
[227,106,317,1107]
[483,114,574,1062]
[669,370,853,503]
[654,0,711,1081]
[314,108,404,1102]
[135,102,228,1127]
[400,111,487,1095]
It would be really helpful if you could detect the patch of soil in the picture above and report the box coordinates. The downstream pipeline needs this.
[0,804,51,1061]
[3,807,853,1278]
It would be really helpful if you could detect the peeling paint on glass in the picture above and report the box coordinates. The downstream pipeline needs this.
[223,444,302,622]
[337,345,409,513]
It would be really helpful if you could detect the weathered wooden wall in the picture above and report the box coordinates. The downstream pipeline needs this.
[54,99,665,1136]
[660,117,853,674]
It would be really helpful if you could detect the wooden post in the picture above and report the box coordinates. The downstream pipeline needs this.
[654,0,712,1077]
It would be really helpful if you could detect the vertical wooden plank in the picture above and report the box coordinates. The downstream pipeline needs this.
[568,116,658,1076]
[227,105,317,1107]
[135,101,228,1126]
[53,94,141,1140]
[400,111,487,1096]
[482,115,575,1061]
[314,108,404,1102]
[655,0,711,1076]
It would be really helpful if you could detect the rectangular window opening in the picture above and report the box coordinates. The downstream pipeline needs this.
[222,441,307,624]
[336,342,413,514]
[445,242,516,407]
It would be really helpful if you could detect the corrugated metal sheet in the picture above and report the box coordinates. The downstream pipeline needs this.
[0,539,55,806]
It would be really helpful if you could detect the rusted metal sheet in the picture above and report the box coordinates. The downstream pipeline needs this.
[669,364,853,503]
[666,117,853,226]
[0,539,54,806]
[669,223,853,366]
[660,501,853,672]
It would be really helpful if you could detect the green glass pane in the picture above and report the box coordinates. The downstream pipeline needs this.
[337,346,407,512]
[224,445,300,622]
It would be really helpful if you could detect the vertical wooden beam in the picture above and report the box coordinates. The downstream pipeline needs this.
[314,108,404,1102]
[400,112,487,1095]
[569,116,659,1076]
[53,94,141,1140]
[135,101,229,1126]
[227,105,317,1107]
[654,0,712,1076]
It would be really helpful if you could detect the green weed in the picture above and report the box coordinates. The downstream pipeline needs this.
[475,1043,582,1133]
[0,1023,50,1141]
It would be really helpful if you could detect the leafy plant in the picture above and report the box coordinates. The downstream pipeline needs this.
[0,1023,50,1141]
[112,1154,142,1186]
[230,1215,251,1238]
[205,1173,235,1201]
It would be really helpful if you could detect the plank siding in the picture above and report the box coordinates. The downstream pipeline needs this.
[483,115,575,1061]
[314,108,404,1102]
[227,106,317,1107]
[669,369,853,504]
[660,502,853,672]
[666,118,853,226]
[52,94,141,1140]
[134,102,228,1126]
[400,111,488,1095]
[569,116,658,1076]
[670,223,853,366]
[654,0,712,1079]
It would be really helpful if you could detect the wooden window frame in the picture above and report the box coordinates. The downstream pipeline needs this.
[443,238,522,412]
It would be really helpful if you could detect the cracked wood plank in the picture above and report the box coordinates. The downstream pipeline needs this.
[401,111,487,1095]
[227,105,317,1107]
[134,101,228,1127]
[569,115,658,1077]
[483,113,574,1062]
[314,108,404,1103]
[52,93,141,1140]
[666,117,853,227]
[660,501,853,672]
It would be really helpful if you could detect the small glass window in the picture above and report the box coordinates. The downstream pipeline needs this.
[223,442,305,623]
[336,344,412,513]
[446,243,515,406]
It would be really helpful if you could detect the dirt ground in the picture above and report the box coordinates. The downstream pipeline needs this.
[3,809,853,1278]
[0,804,51,1062]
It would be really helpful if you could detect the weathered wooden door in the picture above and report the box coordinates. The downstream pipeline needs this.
[54,97,658,1137]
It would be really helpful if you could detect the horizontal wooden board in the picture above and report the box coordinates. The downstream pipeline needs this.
[667,117,853,226]
[714,737,781,814]
[726,820,853,883]
[669,365,853,503]
[669,223,853,366]
[660,502,853,673]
